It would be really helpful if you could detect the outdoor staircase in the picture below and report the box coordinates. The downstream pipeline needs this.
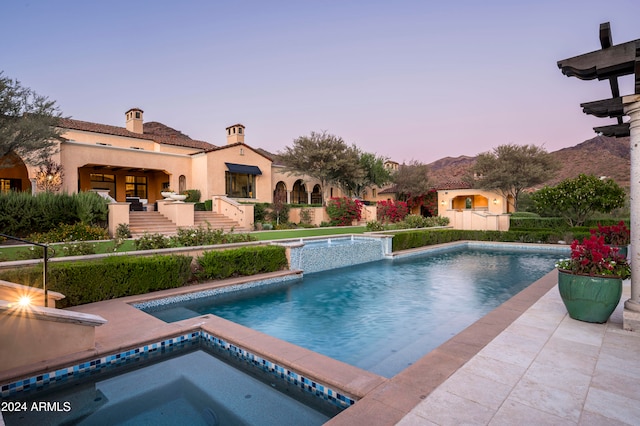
[128,211,248,238]
[129,211,178,238]
[194,211,248,232]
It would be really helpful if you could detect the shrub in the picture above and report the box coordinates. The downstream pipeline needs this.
[183,189,201,203]
[326,197,363,226]
[134,233,173,250]
[0,191,108,237]
[299,207,312,225]
[204,200,213,211]
[171,225,256,246]
[366,221,385,231]
[73,191,109,225]
[197,245,287,280]
[115,223,132,239]
[0,255,193,307]
[28,223,109,243]
[391,228,588,252]
[376,199,409,223]
[253,202,270,223]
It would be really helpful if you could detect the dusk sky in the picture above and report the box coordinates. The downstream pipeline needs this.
[3,1,639,163]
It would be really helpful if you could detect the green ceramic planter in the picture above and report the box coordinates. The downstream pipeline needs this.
[557,270,622,323]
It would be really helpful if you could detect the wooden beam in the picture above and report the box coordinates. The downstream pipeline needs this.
[557,40,639,81]
[581,97,624,118]
[593,123,630,137]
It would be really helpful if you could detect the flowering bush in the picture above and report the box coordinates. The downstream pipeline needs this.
[28,223,109,243]
[326,197,363,226]
[590,221,630,246]
[377,200,409,223]
[556,235,630,279]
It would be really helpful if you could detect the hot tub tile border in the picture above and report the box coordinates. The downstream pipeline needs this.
[1,330,355,410]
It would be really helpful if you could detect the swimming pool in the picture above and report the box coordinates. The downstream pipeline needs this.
[140,245,566,377]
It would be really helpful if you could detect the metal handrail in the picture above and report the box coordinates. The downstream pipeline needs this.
[0,233,50,307]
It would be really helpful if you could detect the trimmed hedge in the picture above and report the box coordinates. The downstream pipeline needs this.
[0,255,192,307]
[510,217,629,230]
[197,245,288,280]
[391,229,592,252]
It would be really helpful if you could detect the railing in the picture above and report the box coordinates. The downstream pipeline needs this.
[0,233,50,307]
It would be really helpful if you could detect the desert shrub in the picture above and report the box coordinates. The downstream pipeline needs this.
[0,255,193,307]
[197,245,287,280]
[326,197,362,226]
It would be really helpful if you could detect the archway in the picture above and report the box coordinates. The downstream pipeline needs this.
[291,180,308,204]
[0,152,31,193]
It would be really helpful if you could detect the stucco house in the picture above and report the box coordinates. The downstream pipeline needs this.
[0,108,349,233]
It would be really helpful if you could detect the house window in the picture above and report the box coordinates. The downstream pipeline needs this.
[135,111,141,119]
[225,172,255,198]
[238,127,243,134]
[372,188,377,198]
[0,178,21,193]
[90,173,115,198]
[465,197,473,209]
[125,175,147,198]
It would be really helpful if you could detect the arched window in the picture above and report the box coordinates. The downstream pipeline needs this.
[274,181,287,203]
[311,184,322,204]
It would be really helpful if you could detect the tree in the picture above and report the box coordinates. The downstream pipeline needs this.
[392,160,431,201]
[277,131,363,204]
[530,174,627,227]
[0,72,64,169]
[472,144,558,211]
[343,150,392,198]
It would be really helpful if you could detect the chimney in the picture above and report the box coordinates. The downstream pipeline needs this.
[225,124,245,144]
[125,108,144,134]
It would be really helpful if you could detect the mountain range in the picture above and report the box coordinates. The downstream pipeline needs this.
[426,135,631,190]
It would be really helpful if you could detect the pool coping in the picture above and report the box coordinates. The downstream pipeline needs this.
[0,241,568,425]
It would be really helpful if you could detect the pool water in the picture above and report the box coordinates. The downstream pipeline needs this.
[2,350,330,426]
[144,248,563,377]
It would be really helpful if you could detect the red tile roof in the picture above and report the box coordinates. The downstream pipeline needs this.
[205,142,273,162]
[58,118,216,151]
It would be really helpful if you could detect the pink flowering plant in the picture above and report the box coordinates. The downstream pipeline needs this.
[590,221,630,246]
[376,200,409,223]
[556,234,630,279]
[326,197,363,226]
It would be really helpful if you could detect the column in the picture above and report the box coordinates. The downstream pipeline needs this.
[623,95,640,331]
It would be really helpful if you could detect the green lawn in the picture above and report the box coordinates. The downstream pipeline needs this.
[0,227,366,262]
[251,226,366,241]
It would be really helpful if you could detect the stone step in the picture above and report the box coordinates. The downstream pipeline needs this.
[128,211,250,236]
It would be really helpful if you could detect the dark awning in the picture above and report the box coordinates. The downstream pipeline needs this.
[225,163,262,175]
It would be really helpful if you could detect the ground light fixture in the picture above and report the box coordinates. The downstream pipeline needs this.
[0,233,50,307]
